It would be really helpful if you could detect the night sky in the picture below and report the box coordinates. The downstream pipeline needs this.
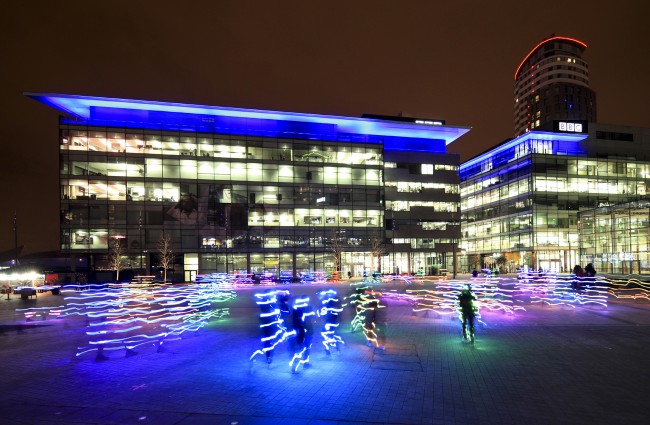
[1,1,648,256]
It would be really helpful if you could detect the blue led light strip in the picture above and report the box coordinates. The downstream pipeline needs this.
[460,131,588,171]
[26,93,470,150]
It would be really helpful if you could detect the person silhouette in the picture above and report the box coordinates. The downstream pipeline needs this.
[457,284,477,344]
[250,290,294,368]
[363,290,386,352]
[317,289,344,356]
[289,295,316,373]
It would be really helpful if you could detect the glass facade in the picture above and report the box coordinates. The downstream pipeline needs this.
[60,126,385,278]
[579,199,650,274]
[38,94,469,281]
[460,128,650,273]
[384,153,461,276]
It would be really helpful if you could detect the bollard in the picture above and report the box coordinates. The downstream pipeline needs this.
[95,346,109,361]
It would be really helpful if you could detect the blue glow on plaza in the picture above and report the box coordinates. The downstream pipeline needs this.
[12,273,650,375]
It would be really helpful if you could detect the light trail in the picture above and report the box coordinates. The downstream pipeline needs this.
[17,282,235,359]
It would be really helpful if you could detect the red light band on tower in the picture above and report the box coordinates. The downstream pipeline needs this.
[514,36,588,80]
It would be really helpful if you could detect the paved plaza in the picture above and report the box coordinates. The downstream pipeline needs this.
[1,278,649,425]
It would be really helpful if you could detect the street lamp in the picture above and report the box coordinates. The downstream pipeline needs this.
[307,167,316,274]
[452,237,457,279]
[219,239,228,274]
[391,209,397,277]
[312,221,317,273]
[139,210,143,274]
[225,214,230,274]
[13,211,19,267]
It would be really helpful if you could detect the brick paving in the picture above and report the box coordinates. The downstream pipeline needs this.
[1,279,649,425]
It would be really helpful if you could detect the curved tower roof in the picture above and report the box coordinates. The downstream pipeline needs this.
[514,36,587,80]
[514,36,596,136]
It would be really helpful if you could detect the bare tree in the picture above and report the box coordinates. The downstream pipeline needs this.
[109,237,126,282]
[370,230,386,273]
[504,252,519,273]
[496,254,507,273]
[329,229,344,280]
[471,254,481,271]
[158,231,174,283]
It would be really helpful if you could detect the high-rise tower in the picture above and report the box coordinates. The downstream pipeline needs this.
[514,36,597,136]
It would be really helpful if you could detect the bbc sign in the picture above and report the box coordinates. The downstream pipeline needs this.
[559,122,582,132]
[554,120,588,133]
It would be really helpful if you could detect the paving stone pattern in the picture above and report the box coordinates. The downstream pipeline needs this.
[0,280,649,425]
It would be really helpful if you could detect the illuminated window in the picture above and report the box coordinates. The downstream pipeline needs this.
[481,160,493,173]
[435,164,456,171]
[531,140,553,154]
[422,164,434,174]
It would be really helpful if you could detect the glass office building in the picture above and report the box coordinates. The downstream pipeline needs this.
[579,198,650,274]
[460,35,650,274]
[460,123,650,273]
[28,93,469,281]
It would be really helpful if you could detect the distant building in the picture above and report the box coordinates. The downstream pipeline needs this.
[460,123,650,273]
[514,36,597,136]
[579,198,650,274]
[28,93,469,281]
[459,36,650,274]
